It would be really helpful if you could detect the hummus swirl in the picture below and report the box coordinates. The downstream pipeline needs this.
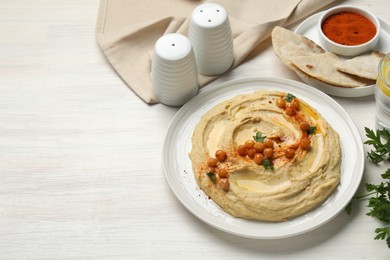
[189,91,341,222]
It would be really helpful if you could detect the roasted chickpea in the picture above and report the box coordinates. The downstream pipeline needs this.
[218,178,230,192]
[237,145,247,156]
[263,139,274,148]
[263,148,273,159]
[215,150,227,162]
[300,137,311,150]
[285,148,296,159]
[218,168,229,178]
[247,148,257,158]
[207,157,218,167]
[285,106,296,116]
[291,98,300,110]
[253,153,264,165]
[209,167,216,173]
[276,98,286,109]
[245,140,255,149]
[299,122,310,132]
[254,142,265,153]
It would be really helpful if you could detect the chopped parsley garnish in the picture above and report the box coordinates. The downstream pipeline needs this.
[207,172,216,184]
[307,126,317,135]
[253,131,266,142]
[284,93,296,102]
[262,159,274,170]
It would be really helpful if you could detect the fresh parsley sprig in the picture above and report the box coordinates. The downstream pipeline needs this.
[347,127,390,249]
[376,226,390,248]
[365,127,390,164]
[365,169,390,247]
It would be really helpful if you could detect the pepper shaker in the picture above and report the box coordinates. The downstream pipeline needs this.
[151,33,199,106]
[188,3,235,76]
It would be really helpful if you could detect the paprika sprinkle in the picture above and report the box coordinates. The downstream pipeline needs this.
[321,12,376,46]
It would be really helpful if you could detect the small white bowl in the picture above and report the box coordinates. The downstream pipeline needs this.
[317,5,381,56]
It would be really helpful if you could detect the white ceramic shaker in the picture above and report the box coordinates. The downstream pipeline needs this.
[188,3,234,76]
[152,33,199,106]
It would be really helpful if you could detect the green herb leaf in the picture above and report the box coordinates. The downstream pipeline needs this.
[374,226,390,248]
[382,168,390,179]
[364,127,390,164]
[365,183,377,192]
[346,127,390,249]
[307,126,317,135]
[262,159,274,170]
[207,172,216,184]
[284,93,296,102]
[345,200,353,215]
[253,131,266,142]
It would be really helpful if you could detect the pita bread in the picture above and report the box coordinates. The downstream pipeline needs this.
[271,26,325,70]
[289,52,374,88]
[336,51,385,80]
[272,26,377,88]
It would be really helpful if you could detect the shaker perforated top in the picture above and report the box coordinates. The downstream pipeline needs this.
[191,3,228,28]
[154,33,192,61]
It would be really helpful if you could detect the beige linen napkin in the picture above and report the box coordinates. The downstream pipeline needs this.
[96,0,338,104]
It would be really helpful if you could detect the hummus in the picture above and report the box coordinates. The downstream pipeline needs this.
[189,91,341,222]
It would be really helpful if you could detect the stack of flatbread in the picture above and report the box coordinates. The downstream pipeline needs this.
[271,26,384,88]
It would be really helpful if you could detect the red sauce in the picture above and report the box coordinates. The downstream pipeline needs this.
[321,12,376,46]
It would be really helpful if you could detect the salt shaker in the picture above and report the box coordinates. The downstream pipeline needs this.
[151,33,199,106]
[188,3,234,76]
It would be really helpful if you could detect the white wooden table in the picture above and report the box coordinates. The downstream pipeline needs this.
[1,0,389,258]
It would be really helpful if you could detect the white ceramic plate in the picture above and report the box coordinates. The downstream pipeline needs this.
[163,77,364,239]
[295,12,390,98]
